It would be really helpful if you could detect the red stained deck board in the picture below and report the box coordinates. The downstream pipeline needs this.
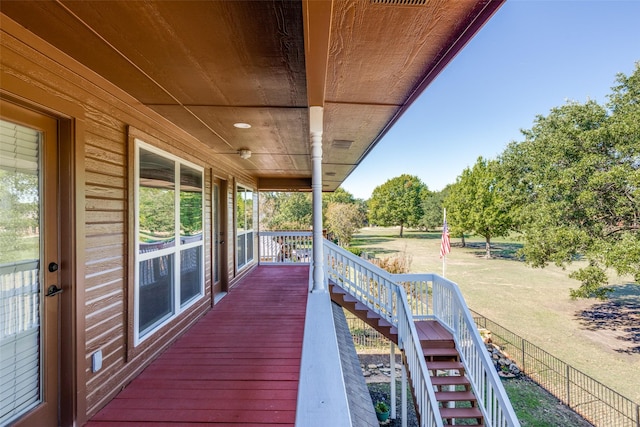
[91,408,295,424]
[116,386,298,400]
[103,397,297,411]
[414,319,454,341]
[87,424,289,427]
[86,266,309,426]
[123,378,299,391]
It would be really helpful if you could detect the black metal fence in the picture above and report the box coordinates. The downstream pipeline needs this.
[472,310,640,427]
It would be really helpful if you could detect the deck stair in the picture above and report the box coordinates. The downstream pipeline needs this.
[416,320,484,426]
[330,283,484,426]
[329,283,399,344]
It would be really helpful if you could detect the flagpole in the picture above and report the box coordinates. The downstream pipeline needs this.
[442,208,446,277]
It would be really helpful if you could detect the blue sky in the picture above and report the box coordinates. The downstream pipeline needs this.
[341,0,640,200]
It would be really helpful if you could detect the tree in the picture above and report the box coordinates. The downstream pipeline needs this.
[259,192,312,230]
[323,187,355,205]
[368,174,429,237]
[445,157,512,258]
[326,202,365,246]
[499,62,640,298]
[420,186,451,231]
[0,170,39,262]
[443,182,469,247]
[259,187,366,232]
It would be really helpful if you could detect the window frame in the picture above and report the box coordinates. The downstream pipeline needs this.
[235,183,254,270]
[133,139,205,345]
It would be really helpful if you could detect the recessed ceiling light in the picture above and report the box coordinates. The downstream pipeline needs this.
[238,149,252,159]
[233,122,251,129]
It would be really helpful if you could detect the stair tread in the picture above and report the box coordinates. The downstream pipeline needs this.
[342,294,358,303]
[440,406,483,418]
[427,361,464,370]
[330,285,347,294]
[423,347,459,356]
[435,391,476,401]
[431,376,470,386]
[354,302,370,312]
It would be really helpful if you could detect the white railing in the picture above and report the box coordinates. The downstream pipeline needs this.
[259,231,312,265]
[324,240,520,427]
[1,260,40,339]
[430,274,520,427]
[324,240,443,427]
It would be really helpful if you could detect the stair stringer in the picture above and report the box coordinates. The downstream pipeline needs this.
[329,282,398,345]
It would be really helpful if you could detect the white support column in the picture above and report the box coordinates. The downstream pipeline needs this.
[401,363,408,427]
[390,342,396,419]
[310,106,325,293]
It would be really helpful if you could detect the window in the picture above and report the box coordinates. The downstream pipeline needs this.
[135,141,204,343]
[236,185,254,269]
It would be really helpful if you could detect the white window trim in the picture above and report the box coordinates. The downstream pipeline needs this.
[134,139,205,345]
[236,184,254,270]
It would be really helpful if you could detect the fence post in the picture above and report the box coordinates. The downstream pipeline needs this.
[566,365,571,408]
[521,339,525,373]
[636,403,639,427]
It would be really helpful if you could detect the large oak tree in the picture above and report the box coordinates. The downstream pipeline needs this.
[499,63,640,299]
[445,157,512,258]
[368,174,429,237]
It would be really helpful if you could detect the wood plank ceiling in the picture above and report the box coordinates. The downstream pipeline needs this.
[0,0,504,192]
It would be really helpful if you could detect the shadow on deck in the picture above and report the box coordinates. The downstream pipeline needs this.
[86,265,309,426]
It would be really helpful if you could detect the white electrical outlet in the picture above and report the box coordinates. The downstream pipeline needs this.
[92,350,103,373]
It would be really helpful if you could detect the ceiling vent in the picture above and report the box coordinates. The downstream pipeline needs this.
[332,140,353,150]
[371,0,427,5]
[325,171,337,177]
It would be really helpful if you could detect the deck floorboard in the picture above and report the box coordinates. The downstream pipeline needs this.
[86,265,309,426]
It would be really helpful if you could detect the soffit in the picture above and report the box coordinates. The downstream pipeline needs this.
[0,0,503,192]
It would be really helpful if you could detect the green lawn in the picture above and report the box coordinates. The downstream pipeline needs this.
[368,377,593,427]
[351,227,640,404]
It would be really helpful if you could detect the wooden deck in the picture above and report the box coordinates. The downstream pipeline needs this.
[415,319,455,344]
[86,265,309,426]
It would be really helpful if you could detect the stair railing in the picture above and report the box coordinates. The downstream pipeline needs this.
[323,240,443,427]
[395,273,521,427]
[324,240,521,427]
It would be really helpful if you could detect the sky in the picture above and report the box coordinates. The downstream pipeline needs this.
[341,0,640,200]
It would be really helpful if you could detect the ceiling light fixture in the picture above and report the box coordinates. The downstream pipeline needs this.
[238,149,252,159]
[233,122,251,129]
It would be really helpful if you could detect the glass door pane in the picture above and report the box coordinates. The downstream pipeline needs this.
[0,119,42,425]
[213,183,220,284]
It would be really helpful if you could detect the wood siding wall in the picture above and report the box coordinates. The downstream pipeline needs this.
[1,16,259,424]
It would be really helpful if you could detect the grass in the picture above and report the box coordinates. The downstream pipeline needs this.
[352,227,640,404]
[367,378,592,427]
[501,377,593,426]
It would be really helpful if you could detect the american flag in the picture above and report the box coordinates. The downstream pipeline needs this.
[440,219,451,258]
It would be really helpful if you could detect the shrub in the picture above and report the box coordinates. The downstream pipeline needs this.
[370,250,412,274]
[346,246,363,256]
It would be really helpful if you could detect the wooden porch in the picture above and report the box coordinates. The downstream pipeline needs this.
[86,265,309,426]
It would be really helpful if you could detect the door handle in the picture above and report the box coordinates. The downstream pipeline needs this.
[45,284,63,297]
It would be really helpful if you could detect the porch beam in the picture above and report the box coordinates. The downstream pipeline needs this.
[257,177,312,191]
